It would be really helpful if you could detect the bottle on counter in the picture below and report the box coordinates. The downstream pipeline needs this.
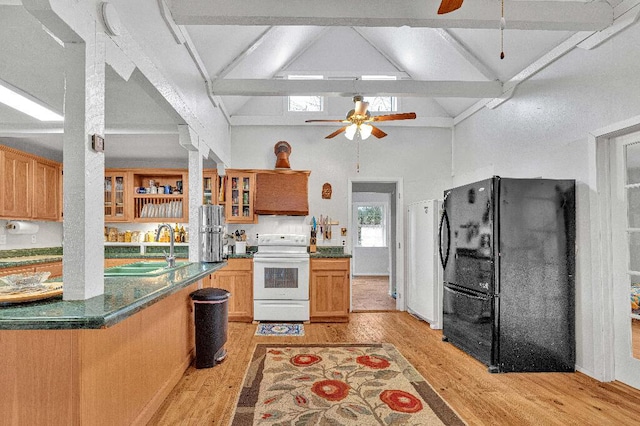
[174,223,181,242]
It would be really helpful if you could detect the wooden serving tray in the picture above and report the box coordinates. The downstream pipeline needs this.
[0,282,63,305]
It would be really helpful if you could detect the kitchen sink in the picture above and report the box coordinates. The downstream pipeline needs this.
[104,261,191,277]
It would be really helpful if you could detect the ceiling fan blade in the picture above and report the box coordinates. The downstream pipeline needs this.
[438,0,464,14]
[371,112,417,122]
[370,126,387,139]
[325,126,348,139]
[306,119,349,123]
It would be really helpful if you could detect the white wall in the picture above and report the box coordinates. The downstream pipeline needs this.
[228,125,452,249]
[352,192,390,276]
[0,220,63,250]
[452,22,640,378]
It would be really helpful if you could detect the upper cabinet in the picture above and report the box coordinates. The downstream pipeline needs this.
[203,169,219,205]
[226,170,257,224]
[105,169,189,223]
[33,160,61,221]
[104,171,129,222]
[0,145,61,221]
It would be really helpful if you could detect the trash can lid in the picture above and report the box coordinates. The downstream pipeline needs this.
[190,287,231,301]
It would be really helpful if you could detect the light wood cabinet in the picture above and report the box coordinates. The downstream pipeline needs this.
[310,258,351,322]
[203,169,219,205]
[0,148,33,219]
[104,171,129,222]
[130,169,188,223]
[206,258,253,322]
[33,160,61,221]
[34,261,63,278]
[0,145,63,221]
[1,260,63,279]
[225,171,257,224]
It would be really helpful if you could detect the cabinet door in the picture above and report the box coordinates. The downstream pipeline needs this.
[104,172,128,221]
[34,261,63,278]
[225,172,257,223]
[212,259,253,322]
[310,259,350,322]
[0,150,32,218]
[0,266,35,277]
[203,170,218,205]
[33,161,60,221]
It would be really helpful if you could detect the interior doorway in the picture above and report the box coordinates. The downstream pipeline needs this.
[348,178,404,312]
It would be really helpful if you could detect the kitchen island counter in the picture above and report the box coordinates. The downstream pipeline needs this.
[0,261,226,330]
[1,261,227,426]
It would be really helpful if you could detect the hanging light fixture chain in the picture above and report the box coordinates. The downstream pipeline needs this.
[500,0,505,60]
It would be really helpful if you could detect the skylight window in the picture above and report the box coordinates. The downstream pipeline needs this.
[362,75,397,112]
[287,75,324,112]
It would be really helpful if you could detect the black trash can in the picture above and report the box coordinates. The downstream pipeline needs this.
[190,288,230,369]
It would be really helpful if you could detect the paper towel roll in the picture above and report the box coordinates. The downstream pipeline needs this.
[6,221,39,234]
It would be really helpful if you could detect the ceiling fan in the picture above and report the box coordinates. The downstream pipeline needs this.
[305,96,417,140]
[438,0,464,14]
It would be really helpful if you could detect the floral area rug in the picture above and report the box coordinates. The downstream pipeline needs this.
[255,323,305,337]
[231,343,465,425]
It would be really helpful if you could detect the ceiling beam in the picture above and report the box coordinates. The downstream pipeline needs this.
[434,29,500,82]
[230,115,453,128]
[166,0,613,31]
[210,79,503,98]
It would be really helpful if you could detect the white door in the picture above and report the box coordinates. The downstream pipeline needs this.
[609,132,640,389]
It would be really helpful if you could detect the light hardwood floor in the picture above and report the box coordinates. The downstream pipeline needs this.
[150,312,640,425]
[351,275,396,311]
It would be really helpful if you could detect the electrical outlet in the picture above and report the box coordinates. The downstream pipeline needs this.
[0,235,6,245]
[31,235,37,244]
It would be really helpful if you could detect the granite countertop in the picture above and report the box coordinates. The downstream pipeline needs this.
[0,247,63,269]
[0,261,226,330]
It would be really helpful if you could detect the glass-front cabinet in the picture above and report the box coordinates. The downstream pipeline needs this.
[203,169,219,205]
[104,172,128,222]
[225,171,256,223]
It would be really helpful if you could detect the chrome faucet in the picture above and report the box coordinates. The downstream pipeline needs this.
[155,223,176,268]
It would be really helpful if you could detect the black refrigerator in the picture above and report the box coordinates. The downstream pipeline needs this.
[439,177,575,373]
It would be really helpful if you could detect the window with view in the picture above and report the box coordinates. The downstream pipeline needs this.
[362,75,397,112]
[287,75,324,112]
[356,204,387,247]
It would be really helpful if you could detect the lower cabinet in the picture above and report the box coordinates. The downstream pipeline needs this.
[206,258,253,322]
[1,261,62,279]
[310,258,350,322]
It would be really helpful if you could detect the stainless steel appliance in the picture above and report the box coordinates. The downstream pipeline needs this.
[253,234,310,321]
[439,177,576,373]
[199,205,225,262]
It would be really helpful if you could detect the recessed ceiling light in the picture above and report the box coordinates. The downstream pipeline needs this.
[0,79,63,122]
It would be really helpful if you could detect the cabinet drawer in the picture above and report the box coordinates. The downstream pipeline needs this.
[310,258,350,271]
[223,258,253,271]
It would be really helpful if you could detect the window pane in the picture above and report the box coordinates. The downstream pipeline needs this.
[288,96,323,112]
[363,96,396,112]
[357,205,385,247]
[626,142,640,185]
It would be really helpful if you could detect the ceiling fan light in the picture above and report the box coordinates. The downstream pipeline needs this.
[359,123,373,140]
[345,123,358,140]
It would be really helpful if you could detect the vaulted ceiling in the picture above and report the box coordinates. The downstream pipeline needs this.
[0,0,636,163]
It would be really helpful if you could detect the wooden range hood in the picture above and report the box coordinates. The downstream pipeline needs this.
[254,170,310,216]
